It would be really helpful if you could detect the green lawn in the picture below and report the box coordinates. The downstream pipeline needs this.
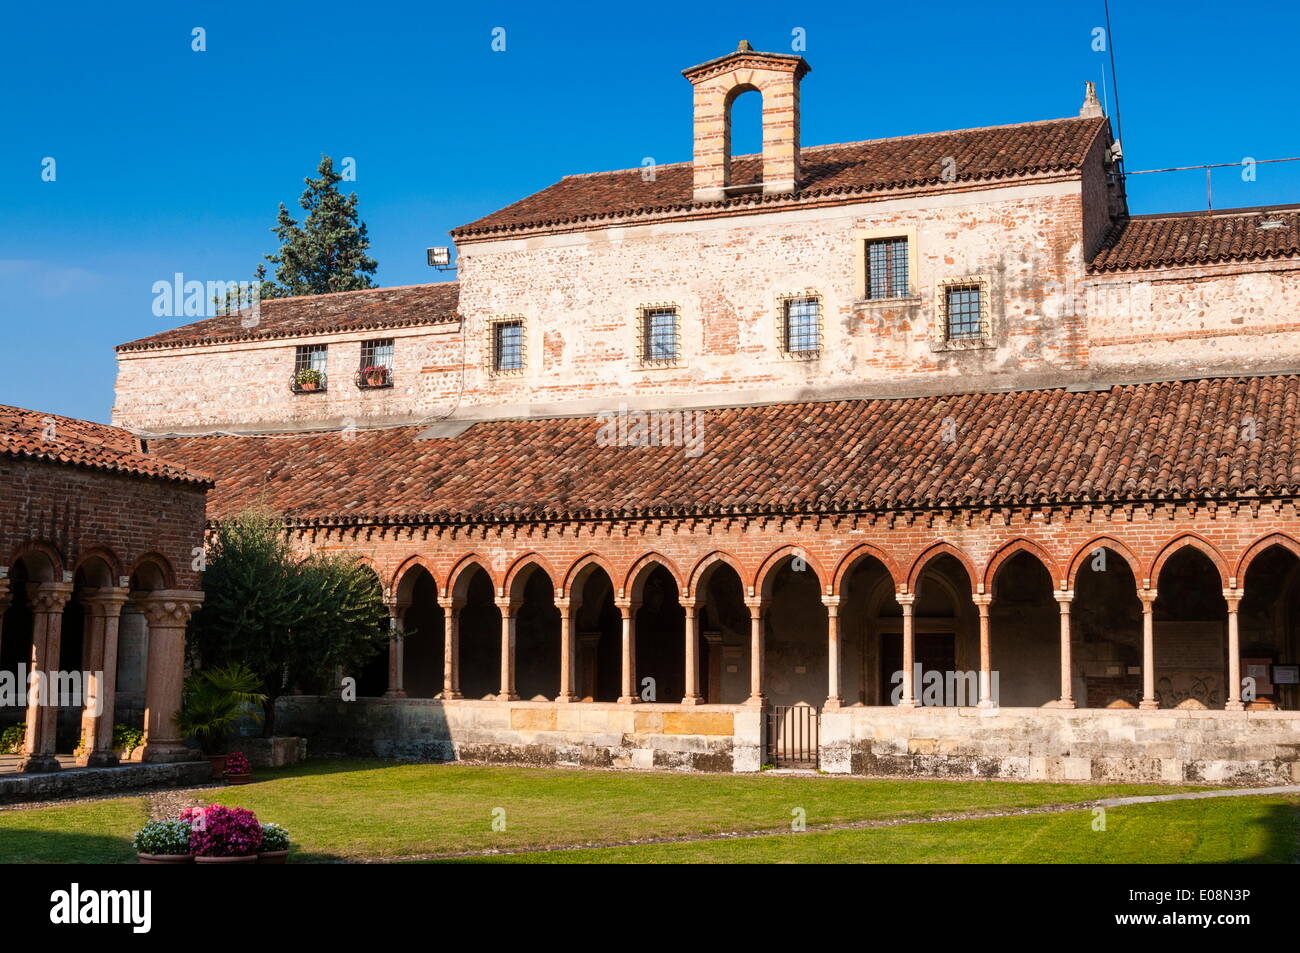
[467,796,1300,864]
[0,759,1288,864]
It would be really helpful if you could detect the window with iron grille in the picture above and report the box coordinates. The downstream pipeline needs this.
[358,338,394,388]
[640,307,680,364]
[492,320,524,373]
[866,237,910,299]
[292,344,328,392]
[781,296,821,355]
[944,284,983,340]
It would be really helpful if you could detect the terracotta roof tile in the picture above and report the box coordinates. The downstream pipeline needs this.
[452,116,1108,238]
[117,282,459,352]
[149,375,1297,524]
[1090,205,1300,272]
[0,405,213,487]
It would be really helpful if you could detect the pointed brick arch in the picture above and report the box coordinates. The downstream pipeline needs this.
[1234,532,1300,582]
[1067,535,1143,587]
[1149,534,1230,589]
[686,550,747,601]
[906,541,978,595]
[389,554,437,602]
[503,553,560,605]
[983,537,1063,594]
[446,554,496,602]
[623,552,684,603]
[561,552,619,602]
[754,545,826,600]
[831,543,901,597]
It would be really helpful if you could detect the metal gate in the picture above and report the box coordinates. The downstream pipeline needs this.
[766,703,819,769]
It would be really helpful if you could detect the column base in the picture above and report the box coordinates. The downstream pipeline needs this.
[823,696,843,710]
[384,689,407,699]
[680,695,702,706]
[1050,699,1077,710]
[17,754,61,773]
[617,695,639,705]
[1138,699,1159,711]
[896,700,917,710]
[976,699,996,710]
[497,692,520,702]
[554,693,578,703]
[440,690,464,700]
[79,750,120,768]
[744,694,766,708]
[1224,700,1245,711]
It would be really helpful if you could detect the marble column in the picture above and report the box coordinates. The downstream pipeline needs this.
[822,595,842,709]
[495,597,519,701]
[78,586,130,766]
[555,597,577,703]
[1224,588,1245,711]
[384,600,408,698]
[134,590,204,763]
[1054,590,1076,709]
[744,597,765,707]
[682,599,701,705]
[20,581,74,773]
[1139,588,1158,710]
[897,593,916,708]
[616,601,639,704]
[972,593,993,708]
[442,599,463,699]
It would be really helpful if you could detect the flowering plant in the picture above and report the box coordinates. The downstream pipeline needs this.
[182,805,263,857]
[132,820,193,855]
[260,822,291,852]
[295,367,322,386]
[362,364,389,385]
[224,751,251,776]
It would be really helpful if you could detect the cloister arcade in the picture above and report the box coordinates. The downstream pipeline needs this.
[367,533,1300,715]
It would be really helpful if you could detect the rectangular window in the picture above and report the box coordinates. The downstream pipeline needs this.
[782,296,821,354]
[944,285,983,340]
[866,237,909,299]
[359,338,394,388]
[292,344,327,392]
[493,320,524,372]
[641,307,680,364]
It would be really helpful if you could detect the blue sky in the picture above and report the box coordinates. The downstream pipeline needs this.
[3,0,1298,423]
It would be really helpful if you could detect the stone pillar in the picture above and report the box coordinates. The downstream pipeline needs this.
[1054,590,1076,709]
[897,593,916,708]
[496,597,519,701]
[1224,588,1245,711]
[555,597,576,702]
[442,599,463,699]
[134,590,204,764]
[1139,588,1158,710]
[972,593,993,707]
[20,581,74,773]
[682,599,701,705]
[616,600,638,704]
[78,587,130,766]
[744,597,765,707]
[383,601,408,698]
[822,595,842,710]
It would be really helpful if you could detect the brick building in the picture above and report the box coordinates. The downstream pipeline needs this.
[0,406,209,771]
[114,45,1300,782]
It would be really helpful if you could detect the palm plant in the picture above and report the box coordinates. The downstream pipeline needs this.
[175,664,267,755]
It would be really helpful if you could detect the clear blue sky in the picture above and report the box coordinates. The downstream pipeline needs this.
[3,0,1298,423]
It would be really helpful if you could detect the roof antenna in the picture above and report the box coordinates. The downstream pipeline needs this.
[1104,0,1125,152]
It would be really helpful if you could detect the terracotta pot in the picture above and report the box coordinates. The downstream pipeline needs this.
[366,374,386,387]
[298,381,320,392]
[194,854,257,864]
[257,850,289,864]
[138,853,194,865]
[225,772,252,785]
[206,754,229,780]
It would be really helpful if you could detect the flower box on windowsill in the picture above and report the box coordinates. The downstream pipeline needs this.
[290,371,327,394]
[357,367,393,390]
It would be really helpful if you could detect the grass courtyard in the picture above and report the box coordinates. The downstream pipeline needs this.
[0,759,1295,863]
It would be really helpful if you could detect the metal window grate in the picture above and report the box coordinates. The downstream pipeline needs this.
[866,237,909,299]
[294,344,327,373]
[641,307,680,364]
[782,297,821,354]
[945,285,983,339]
[493,320,524,372]
[358,338,395,388]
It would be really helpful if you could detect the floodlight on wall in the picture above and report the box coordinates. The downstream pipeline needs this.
[427,246,455,271]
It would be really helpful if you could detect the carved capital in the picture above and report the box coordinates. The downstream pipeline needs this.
[81,586,131,617]
[135,589,204,627]
[28,581,74,614]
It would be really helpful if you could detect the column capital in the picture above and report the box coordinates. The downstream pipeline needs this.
[821,594,841,609]
[133,589,204,627]
[743,596,766,611]
[971,592,992,608]
[895,593,915,607]
[553,596,572,611]
[680,597,698,611]
[1138,587,1158,606]
[1221,587,1245,608]
[614,599,641,615]
[1053,589,1075,605]
[29,580,75,613]
[81,586,131,616]
[494,596,518,613]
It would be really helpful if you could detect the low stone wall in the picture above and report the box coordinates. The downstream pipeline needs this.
[275,696,759,772]
[0,761,209,805]
[820,706,1300,784]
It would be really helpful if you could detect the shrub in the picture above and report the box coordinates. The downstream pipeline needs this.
[182,805,263,857]
[132,820,193,856]
[224,751,251,775]
[113,724,144,757]
[175,665,265,755]
[259,822,291,852]
[0,725,23,755]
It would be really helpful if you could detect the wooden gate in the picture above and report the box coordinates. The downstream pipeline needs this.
[766,703,819,769]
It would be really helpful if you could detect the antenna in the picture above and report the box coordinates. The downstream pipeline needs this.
[1104,0,1124,151]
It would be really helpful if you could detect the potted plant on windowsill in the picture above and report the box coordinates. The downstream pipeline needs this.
[224,751,252,784]
[134,820,195,864]
[295,367,323,392]
[361,364,389,388]
[257,822,291,863]
[182,805,263,864]
[175,663,266,779]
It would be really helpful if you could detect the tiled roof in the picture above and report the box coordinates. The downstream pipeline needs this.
[1090,205,1300,272]
[0,405,213,487]
[452,116,1108,238]
[117,282,459,353]
[150,374,1300,524]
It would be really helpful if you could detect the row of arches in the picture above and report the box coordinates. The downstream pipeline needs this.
[364,533,1300,713]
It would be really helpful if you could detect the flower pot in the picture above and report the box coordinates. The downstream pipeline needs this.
[194,854,257,864]
[257,850,289,864]
[299,382,320,392]
[365,374,386,387]
[225,772,252,785]
[206,754,229,780]
[138,853,194,865]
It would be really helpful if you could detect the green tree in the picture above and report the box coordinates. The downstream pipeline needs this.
[189,507,388,736]
[253,155,378,301]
